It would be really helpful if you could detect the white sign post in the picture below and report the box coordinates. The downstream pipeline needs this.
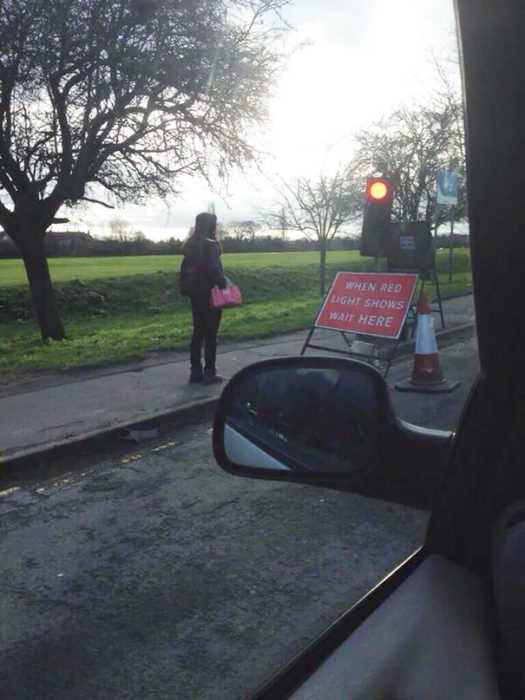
[436,170,459,281]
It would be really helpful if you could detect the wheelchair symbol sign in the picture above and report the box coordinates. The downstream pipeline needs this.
[436,170,458,205]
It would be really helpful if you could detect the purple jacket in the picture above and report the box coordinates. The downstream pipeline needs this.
[203,239,225,286]
[182,238,226,294]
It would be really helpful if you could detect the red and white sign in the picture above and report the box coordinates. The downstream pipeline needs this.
[315,272,418,339]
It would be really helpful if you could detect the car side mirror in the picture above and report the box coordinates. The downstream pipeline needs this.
[213,357,454,511]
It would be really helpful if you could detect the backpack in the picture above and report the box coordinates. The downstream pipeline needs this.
[178,256,202,296]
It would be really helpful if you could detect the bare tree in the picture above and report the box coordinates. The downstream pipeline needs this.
[227,219,259,242]
[0,0,290,339]
[354,98,466,229]
[272,167,361,295]
[108,217,130,243]
[431,50,465,163]
[278,206,287,240]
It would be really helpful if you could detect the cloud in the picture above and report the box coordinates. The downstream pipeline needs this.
[58,0,458,240]
[284,0,373,46]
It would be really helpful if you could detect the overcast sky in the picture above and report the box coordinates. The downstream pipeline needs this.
[63,0,459,240]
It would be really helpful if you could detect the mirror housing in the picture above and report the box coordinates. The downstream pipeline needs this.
[213,357,454,511]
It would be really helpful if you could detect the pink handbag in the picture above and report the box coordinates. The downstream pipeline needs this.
[210,280,243,309]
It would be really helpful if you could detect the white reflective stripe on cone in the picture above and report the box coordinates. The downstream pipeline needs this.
[415,316,438,355]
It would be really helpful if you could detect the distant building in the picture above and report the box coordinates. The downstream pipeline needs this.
[44,231,94,255]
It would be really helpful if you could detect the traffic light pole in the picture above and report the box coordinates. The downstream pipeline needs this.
[426,217,445,329]
[419,253,445,330]
[448,206,456,283]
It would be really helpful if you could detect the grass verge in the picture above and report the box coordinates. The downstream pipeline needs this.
[0,250,472,379]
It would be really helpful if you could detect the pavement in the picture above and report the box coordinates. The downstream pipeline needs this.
[0,294,476,467]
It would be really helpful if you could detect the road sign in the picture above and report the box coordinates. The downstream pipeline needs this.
[315,272,418,339]
[387,221,433,270]
[400,236,415,250]
[436,170,458,205]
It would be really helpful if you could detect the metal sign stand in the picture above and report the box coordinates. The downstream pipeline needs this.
[301,257,443,376]
[300,325,404,378]
[423,253,445,329]
[403,255,445,338]
[300,271,419,378]
[391,221,445,337]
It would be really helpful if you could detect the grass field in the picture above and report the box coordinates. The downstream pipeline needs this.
[0,251,356,287]
[0,249,472,378]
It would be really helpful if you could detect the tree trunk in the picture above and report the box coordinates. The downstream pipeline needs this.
[15,230,66,341]
[319,244,327,296]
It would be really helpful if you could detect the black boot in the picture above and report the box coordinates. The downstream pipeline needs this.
[189,366,203,384]
[202,368,223,384]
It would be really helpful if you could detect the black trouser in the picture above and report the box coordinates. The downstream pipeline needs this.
[190,293,222,371]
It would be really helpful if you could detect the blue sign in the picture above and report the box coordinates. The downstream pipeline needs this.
[436,170,458,205]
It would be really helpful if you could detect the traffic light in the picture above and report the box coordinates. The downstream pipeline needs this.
[360,177,393,258]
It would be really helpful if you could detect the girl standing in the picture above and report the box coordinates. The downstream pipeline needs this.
[181,212,226,384]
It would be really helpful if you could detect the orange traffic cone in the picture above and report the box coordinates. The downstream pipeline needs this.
[395,291,459,393]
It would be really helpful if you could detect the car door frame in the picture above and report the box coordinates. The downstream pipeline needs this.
[236,0,525,696]
[426,0,525,580]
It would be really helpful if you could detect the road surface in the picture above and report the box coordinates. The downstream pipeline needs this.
[0,338,478,699]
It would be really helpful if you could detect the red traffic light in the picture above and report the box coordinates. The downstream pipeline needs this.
[361,177,394,257]
[367,178,391,201]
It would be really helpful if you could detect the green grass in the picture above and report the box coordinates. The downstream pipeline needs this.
[0,250,358,287]
[0,249,472,378]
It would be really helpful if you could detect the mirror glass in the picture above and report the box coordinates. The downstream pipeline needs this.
[223,365,385,478]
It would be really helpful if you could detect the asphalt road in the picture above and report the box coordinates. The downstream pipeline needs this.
[0,337,479,700]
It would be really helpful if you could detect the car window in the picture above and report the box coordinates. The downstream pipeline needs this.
[271,0,478,432]
[0,2,481,699]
